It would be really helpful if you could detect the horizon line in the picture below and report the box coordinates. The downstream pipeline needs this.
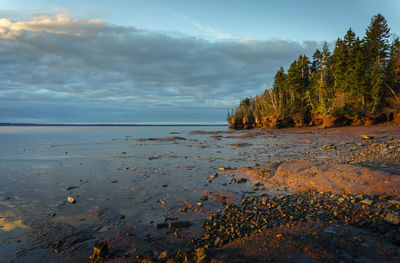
[0,121,228,127]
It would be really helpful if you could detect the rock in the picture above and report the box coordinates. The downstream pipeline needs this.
[237,178,247,184]
[90,241,108,260]
[384,213,400,225]
[361,199,373,205]
[210,173,218,179]
[197,202,203,206]
[119,215,125,220]
[200,195,208,201]
[195,247,207,262]
[156,223,169,229]
[362,135,374,140]
[175,249,188,261]
[158,251,169,260]
[67,196,75,204]
[169,221,191,228]
[219,167,230,171]
[180,207,187,212]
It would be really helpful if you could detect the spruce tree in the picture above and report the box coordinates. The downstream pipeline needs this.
[364,14,391,112]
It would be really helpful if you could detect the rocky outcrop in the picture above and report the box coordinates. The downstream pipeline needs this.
[229,111,400,129]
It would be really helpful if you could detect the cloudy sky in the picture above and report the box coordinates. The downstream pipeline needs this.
[0,0,399,123]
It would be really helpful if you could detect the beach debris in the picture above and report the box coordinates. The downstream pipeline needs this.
[67,196,75,204]
[90,241,108,260]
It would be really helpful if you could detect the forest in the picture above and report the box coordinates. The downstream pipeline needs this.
[228,14,400,129]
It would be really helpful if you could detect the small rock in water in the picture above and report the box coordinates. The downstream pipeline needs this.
[169,221,191,228]
[237,178,247,184]
[67,196,75,204]
[90,241,108,260]
[156,223,169,229]
[180,207,187,212]
[200,195,208,201]
[210,173,218,180]
[197,202,203,206]
[119,215,125,220]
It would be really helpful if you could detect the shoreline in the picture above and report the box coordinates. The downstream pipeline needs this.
[0,125,399,262]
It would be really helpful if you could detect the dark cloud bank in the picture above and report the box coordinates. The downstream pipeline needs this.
[0,15,319,123]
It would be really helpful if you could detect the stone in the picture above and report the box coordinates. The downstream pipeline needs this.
[156,223,169,229]
[210,173,218,179]
[67,196,75,204]
[200,195,208,201]
[90,241,108,260]
[195,247,207,261]
[362,135,374,140]
[158,251,169,260]
[384,213,400,225]
[361,199,373,205]
[237,178,247,184]
[169,221,191,228]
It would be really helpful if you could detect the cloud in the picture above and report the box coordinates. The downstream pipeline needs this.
[0,14,320,123]
[0,14,106,39]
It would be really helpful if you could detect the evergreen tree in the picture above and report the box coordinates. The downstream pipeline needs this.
[364,14,391,111]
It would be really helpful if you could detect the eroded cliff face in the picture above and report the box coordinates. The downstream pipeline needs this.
[228,111,400,129]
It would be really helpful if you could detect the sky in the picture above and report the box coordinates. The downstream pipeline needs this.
[0,0,399,123]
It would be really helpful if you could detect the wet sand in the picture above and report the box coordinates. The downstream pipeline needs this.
[0,125,399,262]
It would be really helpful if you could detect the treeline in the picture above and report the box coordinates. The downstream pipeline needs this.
[228,14,400,128]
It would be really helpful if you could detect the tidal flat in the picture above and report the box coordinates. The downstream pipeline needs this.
[0,125,399,262]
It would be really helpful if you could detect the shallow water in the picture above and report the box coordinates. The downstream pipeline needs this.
[0,125,282,262]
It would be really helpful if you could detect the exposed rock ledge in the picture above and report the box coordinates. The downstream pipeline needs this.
[235,160,400,198]
[228,111,400,129]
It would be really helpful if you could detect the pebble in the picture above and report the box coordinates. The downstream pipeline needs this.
[90,241,108,260]
[67,196,75,204]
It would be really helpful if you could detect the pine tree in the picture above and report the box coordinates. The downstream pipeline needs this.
[364,14,391,112]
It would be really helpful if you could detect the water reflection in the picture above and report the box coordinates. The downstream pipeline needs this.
[0,210,27,231]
